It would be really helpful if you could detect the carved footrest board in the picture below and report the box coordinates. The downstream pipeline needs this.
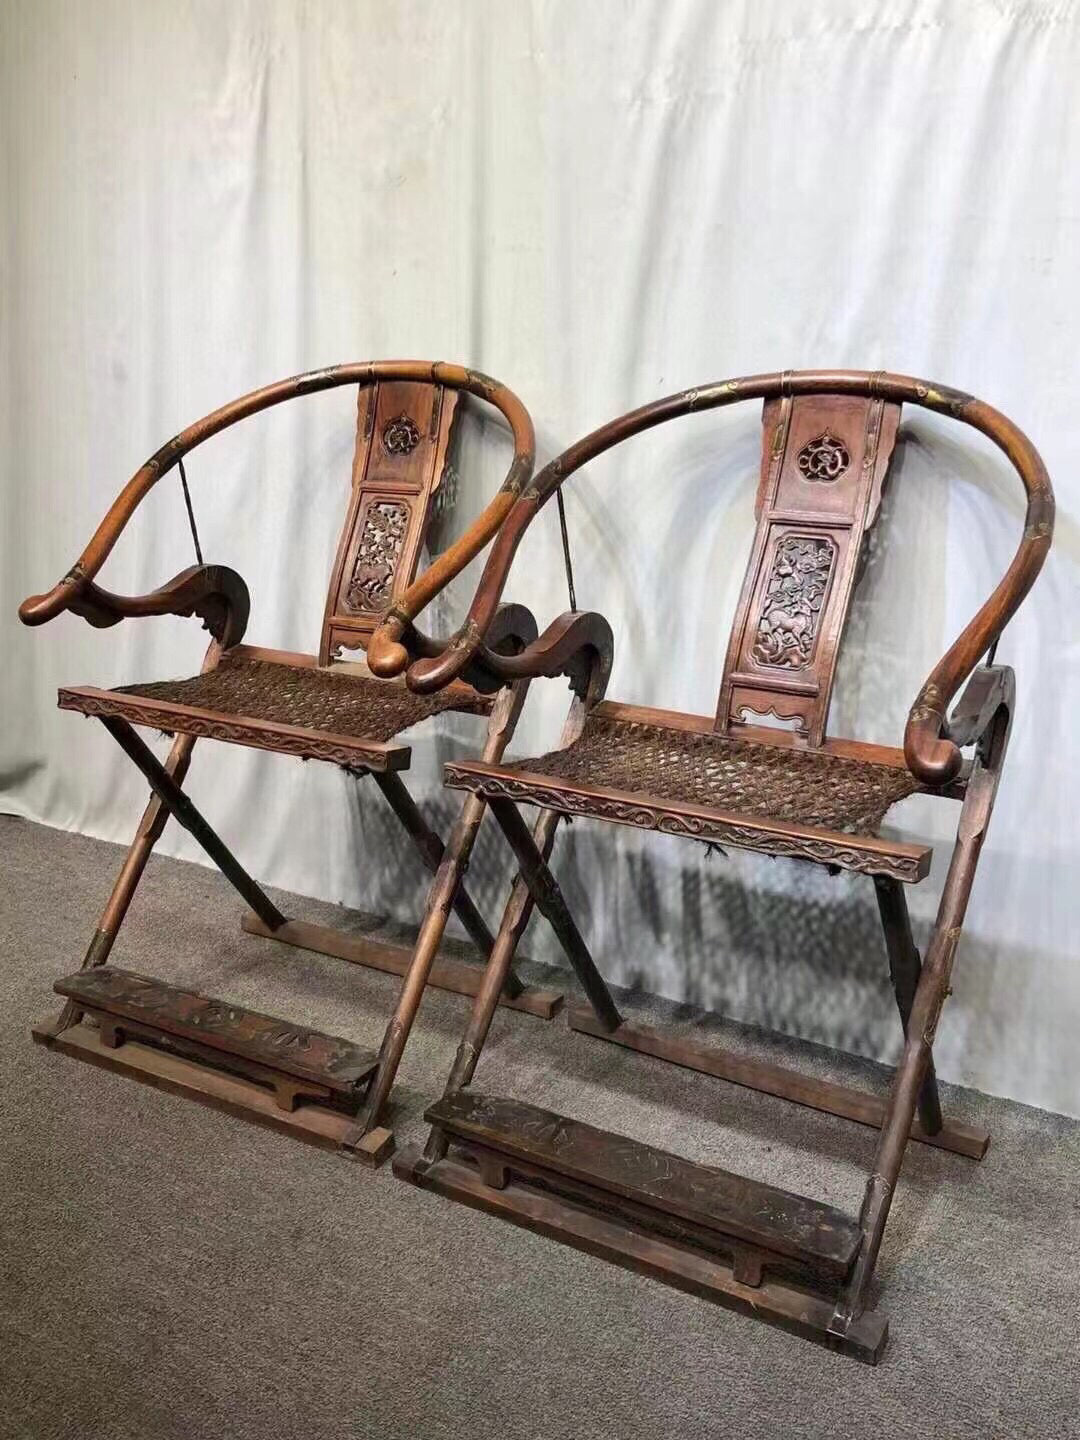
[51,966,379,1119]
[33,1016,393,1163]
[423,1092,861,1282]
[394,1138,886,1363]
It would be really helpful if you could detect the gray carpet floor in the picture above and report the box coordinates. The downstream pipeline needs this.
[1,815,1078,1440]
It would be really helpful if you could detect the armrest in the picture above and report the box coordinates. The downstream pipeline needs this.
[389,501,537,692]
[363,374,536,679]
[399,602,540,695]
[418,609,614,705]
[19,359,533,649]
[478,609,615,704]
[903,396,1054,785]
[61,564,251,648]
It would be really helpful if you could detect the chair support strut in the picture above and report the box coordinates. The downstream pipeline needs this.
[486,795,622,1033]
[100,715,287,932]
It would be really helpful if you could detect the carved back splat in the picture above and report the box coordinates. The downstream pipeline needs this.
[320,381,460,664]
[716,394,900,745]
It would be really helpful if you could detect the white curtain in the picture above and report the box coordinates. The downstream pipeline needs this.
[2,0,1077,1116]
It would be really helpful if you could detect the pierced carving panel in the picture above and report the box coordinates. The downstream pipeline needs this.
[751,535,835,671]
[797,432,850,482]
[346,500,411,613]
[382,414,421,456]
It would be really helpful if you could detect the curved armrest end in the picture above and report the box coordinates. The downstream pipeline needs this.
[53,564,251,648]
[405,619,485,694]
[905,664,1017,786]
[174,564,251,649]
[19,570,88,627]
[465,610,614,705]
[366,610,411,679]
[484,602,540,656]
[524,609,614,704]
[904,726,963,788]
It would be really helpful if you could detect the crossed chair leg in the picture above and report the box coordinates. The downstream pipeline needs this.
[396,705,1010,1361]
[32,686,563,1165]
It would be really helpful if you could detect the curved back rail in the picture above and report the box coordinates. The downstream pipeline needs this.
[373,370,1054,786]
[19,361,534,663]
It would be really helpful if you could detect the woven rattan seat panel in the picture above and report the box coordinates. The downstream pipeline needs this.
[522,716,922,836]
[116,658,489,744]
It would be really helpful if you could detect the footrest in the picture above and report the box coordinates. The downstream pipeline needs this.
[426,1092,860,1280]
[54,967,378,1114]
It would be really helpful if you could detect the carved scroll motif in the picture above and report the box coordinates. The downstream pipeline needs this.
[382,415,421,456]
[441,766,926,882]
[752,535,836,670]
[346,500,411,613]
[797,433,850,482]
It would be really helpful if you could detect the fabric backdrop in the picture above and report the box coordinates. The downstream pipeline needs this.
[2,0,1077,1116]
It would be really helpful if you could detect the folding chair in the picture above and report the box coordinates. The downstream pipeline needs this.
[381,369,1054,1358]
[19,360,567,1165]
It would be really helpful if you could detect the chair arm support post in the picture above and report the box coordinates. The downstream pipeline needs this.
[832,700,1013,1337]
[943,664,1016,752]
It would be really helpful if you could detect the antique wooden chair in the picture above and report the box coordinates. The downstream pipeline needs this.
[377,369,1054,1359]
[19,360,573,1165]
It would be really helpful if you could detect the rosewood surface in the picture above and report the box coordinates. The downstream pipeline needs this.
[384,369,1052,1360]
[20,360,560,1163]
[426,1092,861,1277]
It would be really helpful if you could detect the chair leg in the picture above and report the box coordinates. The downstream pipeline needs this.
[874,877,943,1136]
[423,807,564,1164]
[371,770,522,998]
[349,787,495,1137]
[54,731,199,1033]
[99,716,286,933]
[348,684,532,1140]
[486,796,622,1033]
[831,714,1009,1339]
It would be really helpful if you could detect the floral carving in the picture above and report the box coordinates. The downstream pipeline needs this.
[382,414,421,456]
[346,500,410,613]
[752,535,835,670]
[797,432,850,482]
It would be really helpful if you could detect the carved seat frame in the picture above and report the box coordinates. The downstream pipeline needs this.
[374,369,1054,1359]
[20,361,578,1164]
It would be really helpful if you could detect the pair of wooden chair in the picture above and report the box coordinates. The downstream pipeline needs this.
[21,361,1053,1361]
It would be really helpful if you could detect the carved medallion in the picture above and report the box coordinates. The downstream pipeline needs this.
[382,414,421,456]
[797,432,850,482]
[346,500,410,612]
[752,535,835,669]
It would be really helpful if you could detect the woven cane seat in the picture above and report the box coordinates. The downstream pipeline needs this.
[117,658,488,742]
[524,716,922,835]
[58,654,492,770]
[443,709,935,881]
